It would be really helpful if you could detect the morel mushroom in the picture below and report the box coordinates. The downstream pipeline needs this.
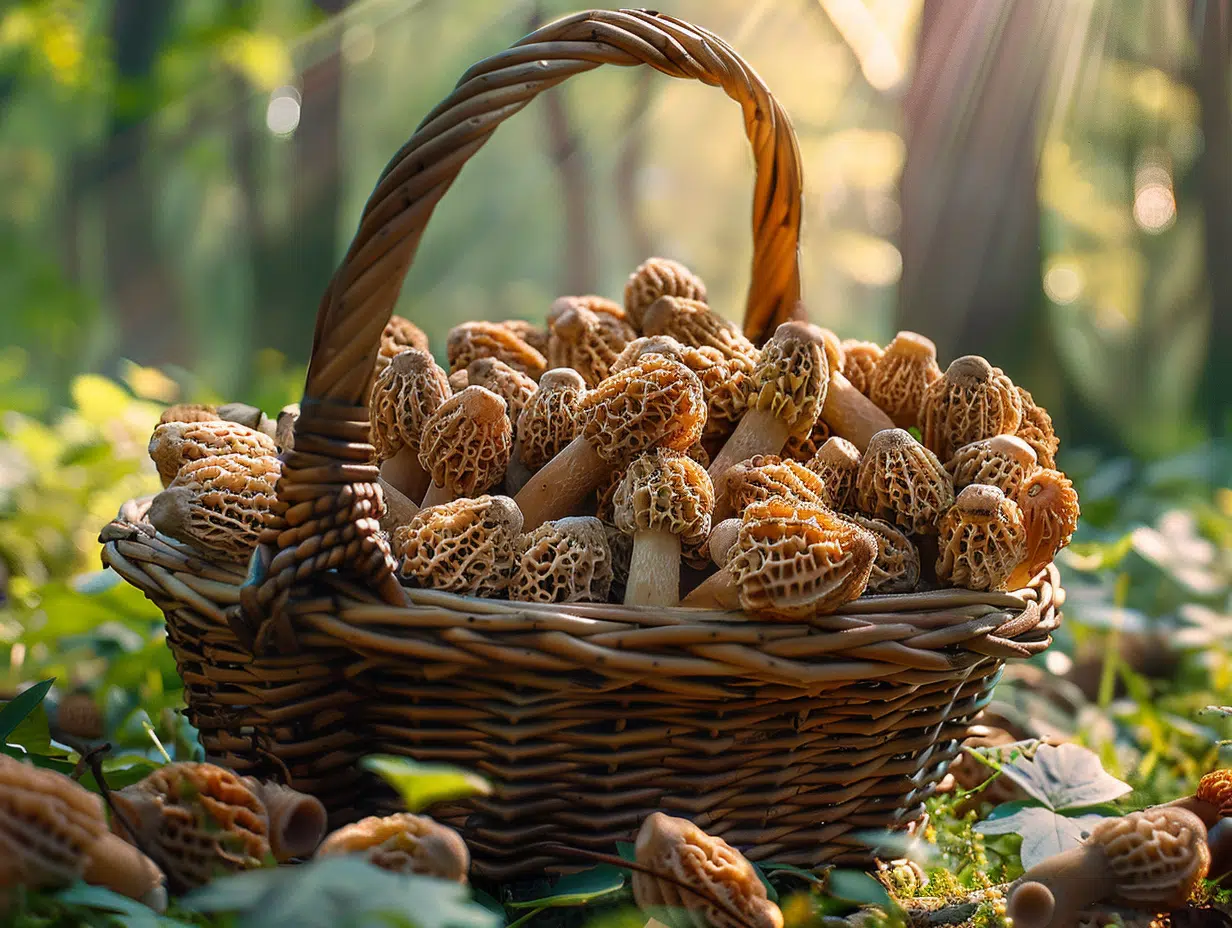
[1015,386,1060,469]
[377,315,430,371]
[807,436,863,511]
[417,386,512,507]
[947,434,1039,498]
[1007,807,1210,928]
[500,319,549,356]
[240,779,328,861]
[844,513,920,594]
[159,403,220,425]
[1164,770,1232,827]
[781,416,832,465]
[509,516,612,604]
[839,339,884,395]
[632,812,783,928]
[726,455,828,511]
[855,429,955,535]
[936,484,1027,591]
[867,331,943,428]
[919,355,1023,461]
[148,418,277,488]
[275,403,299,452]
[547,301,636,387]
[706,518,741,568]
[517,368,587,472]
[514,354,706,530]
[624,257,708,331]
[370,348,452,501]
[613,449,714,606]
[818,369,896,452]
[1006,467,1080,589]
[446,320,547,379]
[393,495,523,597]
[216,402,276,439]
[642,296,758,364]
[466,357,538,434]
[317,813,469,882]
[448,368,469,392]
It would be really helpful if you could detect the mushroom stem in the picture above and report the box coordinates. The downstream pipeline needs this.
[503,449,533,496]
[820,372,895,451]
[377,478,419,532]
[1160,795,1223,827]
[421,481,454,509]
[680,566,741,611]
[1007,845,1119,928]
[708,410,792,519]
[514,435,611,531]
[624,529,683,606]
[247,780,328,862]
[380,448,431,502]
[83,831,164,902]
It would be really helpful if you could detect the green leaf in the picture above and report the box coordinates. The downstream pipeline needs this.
[361,754,491,813]
[615,841,637,862]
[826,870,893,908]
[506,866,626,910]
[56,882,192,927]
[997,743,1131,811]
[975,805,1110,869]
[471,889,507,926]
[751,864,779,903]
[758,861,826,886]
[0,677,55,742]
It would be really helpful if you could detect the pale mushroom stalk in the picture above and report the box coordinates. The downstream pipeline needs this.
[243,779,328,862]
[626,530,684,607]
[83,832,165,902]
[511,434,609,528]
[680,565,742,610]
[378,478,420,531]
[819,372,895,451]
[383,449,431,503]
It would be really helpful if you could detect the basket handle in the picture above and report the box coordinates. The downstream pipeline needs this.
[238,8,804,650]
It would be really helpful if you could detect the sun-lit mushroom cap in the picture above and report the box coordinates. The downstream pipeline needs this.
[393,495,523,596]
[728,497,876,619]
[417,386,512,499]
[745,321,830,441]
[610,334,689,371]
[947,434,1040,498]
[806,437,862,511]
[377,315,430,371]
[839,340,884,395]
[623,257,708,330]
[579,354,706,465]
[500,319,549,356]
[446,321,547,379]
[842,513,920,594]
[706,518,742,568]
[466,358,538,434]
[517,368,587,471]
[547,294,628,328]
[54,691,104,742]
[547,303,636,388]
[919,355,1024,461]
[642,296,758,363]
[148,453,281,562]
[369,349,452,465]
[632,812,783,928]
[782,416,833,465]
[509,516,612,604]
[1197,771,1232,818]
[1089,807,1210,910]
[148,419,278,488]
[111,762,269,890]
[814,327,845,375]
[727,455,828,511]
[867,332,943,428]
[936,484,1027,591]
[613,449,714,547]
[159,404,220,425]
[1008,468,1080,587]
[316,813,469,883]
[856,429,955,535]
[1015,386,1060,469]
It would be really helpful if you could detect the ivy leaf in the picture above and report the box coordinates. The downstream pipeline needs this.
[56,882,193,927]
[975,805,1110,869]
[506,866,626,909]
[997,743,1131,811]
[0,677,55,742]
[361,754,491,813]
[826,870,893,908]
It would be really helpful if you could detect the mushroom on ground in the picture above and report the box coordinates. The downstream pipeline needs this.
[726,455,828,511]
[839,339,884,395]
[632,812,783,928]
[613,449,714,606]
[516,368,587,472]
[547,301,636,387]
[370,348,452,502]
[466,357,538,435]
[416,386,512,507]
[500,319,549,356]
[393,495,523,597]
[1015,386,1060,469]
[843,513,920,594]
[806,436,863,511]
[317,813,469,883]
[936,484,1027,592]
[1006,467,1081,589]
[1163,769,1232,826]
[446,321,547,379]
[148,419,278,488]
[624,257,708,331]
[514,354,706,531]
[919,355,1023,461]
[867,331,943,428]
[947,434,1039,498]
[509,516,612,604]
[855,428,955,535]
[641,295,758,363]
[1006,807,1209,928]
[159,403,220,424]
[377,315,430,371]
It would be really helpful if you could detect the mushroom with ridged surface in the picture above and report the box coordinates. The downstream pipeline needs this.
[317,813,469,883]
[393,495,523,597]
[509,516,612,604]
[1006,468,1081,589]
[547,301,636,387]
[726,455,828,511]
[377,315,430,371]
[148,418,278,488]
[781,415,832,465]
[706,518,741,569]
[500,319,549,356]
[624,257,708,331]
[370,348,452,502]
[866,332,943,428]
[919,355,1023,461]
[936,484,1027,592]
[807,436,862,511]
[839,339,883,395]
[466,357,538,435]
[446,321,546,379]
[947,434,1039,498]
[1164,770,1232,827]
[642,296,758,364]
[843,513,920,594]
[516,368,587,472]
[159,403,220,425]
[547,294,628,327]
[1015,386,1060,469]
[416,386,512,507]
[855,429,955,535]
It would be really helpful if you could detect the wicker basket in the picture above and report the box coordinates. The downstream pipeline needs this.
[100,9,1063,881]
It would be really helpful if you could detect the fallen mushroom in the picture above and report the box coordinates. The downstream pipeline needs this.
[370,348,452,502]
[632,812,783,928]
[726,455,828,511]
[947,434,1040,498]
[919,355,1023,461]
[417,386,512,507]
[855,428,955,535]
[466,357,538,434]
[509,515,612,604]
[148,418,278,488]
[843,513,920,594]
[1163,769,1232,827]
[240,779,328,861]
[377,315,430,371]
[317,813,469,883]
[500,319,549,356]
[393,495,524,597]
[1006,467,1081,589]
[839,339,884,395]
[547,301,636,387]
[1015,386,1060,469]
[613,449,714,606]
[1006,807,1209,928]
[446,320,547,379]
[867,331,943,428]
[514,353,706,530]
[158,403,220,424]
[806,436,863,511]
[641,295,758,363]
[516,368,587,472]
[936,484,1027,592]
[624,257,708,331]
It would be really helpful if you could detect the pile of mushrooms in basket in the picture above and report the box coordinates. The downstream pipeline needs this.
[144,254,1079,618]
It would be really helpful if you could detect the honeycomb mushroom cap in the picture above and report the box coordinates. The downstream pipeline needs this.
[642,296,758,363]
[729,496,877,619]
[839,340,884,395]
[807,436,863,511]
[936,484,1027,591]
[919,355,1024,461]
[815,327,845,375]
[378,315,430,370]
[466,357,538,433]
[148,419,278,488]
[603,522,633,600]
[509,516,613,604]
[317,813,469,883]
[369,349,452,464]
[613,449,714,548]
[727,455,828,511]
[1197,770,1232,818]
[867,331,942,428]
[744,321,830,441]
[417,386,512,498]
[517,368,588,471]
[1010,468,1080,585]
[633,812,782,928]
[547,294,628,327]
[446,321,547,379]
[855,429,955,535]
[1091,807,1210,910]
[610,334,690,371]
[947,434,1040,498]
[781,416,832,465]
[500,319,549,356]
[158,404,220,425]
[843,513,920,594]
[393,495,524,596]
[623,257,708,330]
[1015,387,1060,469]
[547,302,636,387]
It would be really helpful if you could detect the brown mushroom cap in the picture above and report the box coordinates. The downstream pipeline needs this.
[500,319,549,356]
[919,355,1024,461]
[417,386,512,499]
[54,690,104,742]
[158,403,220,425]
[843,513,920,594]
[148,419,278,488]
[807,436,863,511]
[610,334,690,371]
[623,257,708,330]
[547,303,637,388]
[370,349,453,464]
[642,295,758,363]
[393,495,523,596]
[936,484,1027,591]
[745,321,830,441]
[603,521,633,601]
[727,455,829,511]
[466,357,538,433]
[839,339,884,395]
[855,428,955,535]
[517,368,587,471]
[446,321,547,379]
[613,449,714,548]
[1015,386,1060,469]
[448,368,469,392]
[547,294,628,328]
[867,331,942,428]
[781,415,833,465]
[706,518,742,568]
[316,813,469,883]
[947,434,1040,498]
[632,812,783,928]
[378,315,430,370]
[1007,467,1080,587]
[815,327,845,375]
[509,516,613,604]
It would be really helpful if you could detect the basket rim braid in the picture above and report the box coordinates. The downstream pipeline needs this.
[100,8,1062,880]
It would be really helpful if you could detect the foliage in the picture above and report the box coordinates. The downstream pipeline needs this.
[362,755,492,814]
